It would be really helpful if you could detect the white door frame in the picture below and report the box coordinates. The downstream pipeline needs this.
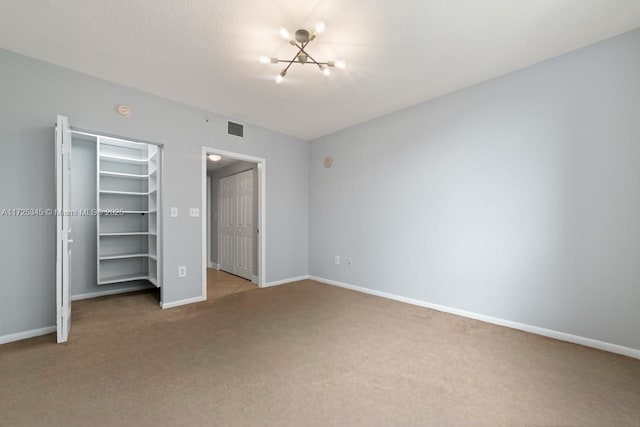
[201,147,266,299]
[206,176,212,268]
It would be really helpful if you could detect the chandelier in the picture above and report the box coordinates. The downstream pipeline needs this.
[260,22,346,83]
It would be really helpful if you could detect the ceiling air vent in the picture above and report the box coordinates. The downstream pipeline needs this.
[228,121,244,138]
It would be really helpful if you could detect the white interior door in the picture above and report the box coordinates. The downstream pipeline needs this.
[234,170,253,280]
[55,115,72,343]
[217,170,254,280]
[218,175,235,274]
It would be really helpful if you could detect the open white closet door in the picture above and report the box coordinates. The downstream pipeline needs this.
[55,115,72,343]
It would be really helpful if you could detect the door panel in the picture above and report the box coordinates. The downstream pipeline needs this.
[218,175,234,274]
[234,170,253,280]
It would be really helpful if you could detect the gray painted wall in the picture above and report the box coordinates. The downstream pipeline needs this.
[0,49,308,337]
[207,160,259,275]
[309,29,640,350]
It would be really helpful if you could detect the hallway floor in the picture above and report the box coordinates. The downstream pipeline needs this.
[207,268,257,299]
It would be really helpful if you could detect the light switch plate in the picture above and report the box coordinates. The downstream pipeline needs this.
[170,207,178,217]
[190,208,200,217]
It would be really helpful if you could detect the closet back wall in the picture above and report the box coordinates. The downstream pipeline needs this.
[70,138,98,297]
[0,49,309,339]
[71,137,152,298]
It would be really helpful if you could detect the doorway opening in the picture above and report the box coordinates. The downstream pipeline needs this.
[201,147,266,301]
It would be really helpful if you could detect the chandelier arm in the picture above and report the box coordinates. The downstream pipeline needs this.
[294,41,324,70]
[292,41,312,54]
[274,59,330,65]
[302,51,326,71]
[281,59,295,75]
[280,41,308,75]
[290,41,308,63]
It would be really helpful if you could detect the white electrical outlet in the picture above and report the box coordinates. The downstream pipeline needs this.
[170,207,179,217]
[334,255,340,265]
[190,208,200,217]
[178,266,187,277]
[347,258,353,266]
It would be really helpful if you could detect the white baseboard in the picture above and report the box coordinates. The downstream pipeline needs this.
[0,325,56,345]
[252,275,259,285]
[72,285,153,301]
[309,275,640,360]
[208,262,220,270]
[262,275,309,288]
[161,295,206,309]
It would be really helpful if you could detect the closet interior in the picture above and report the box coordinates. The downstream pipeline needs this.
[71,131,163,293]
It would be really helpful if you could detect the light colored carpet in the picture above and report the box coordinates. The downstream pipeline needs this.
[1,273,639,426]
[207,268,257,298]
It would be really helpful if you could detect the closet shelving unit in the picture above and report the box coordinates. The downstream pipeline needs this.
[97,136,162,287]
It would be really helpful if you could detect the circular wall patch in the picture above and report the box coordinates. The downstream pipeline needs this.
[117,105,132,117]
[323,156,333,168]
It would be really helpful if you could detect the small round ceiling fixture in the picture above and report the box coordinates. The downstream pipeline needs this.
[208,154,222,162]
[117,105,132,117]
[323,156,333,168]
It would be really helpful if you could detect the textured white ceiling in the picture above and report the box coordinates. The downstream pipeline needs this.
[1,1,640,140]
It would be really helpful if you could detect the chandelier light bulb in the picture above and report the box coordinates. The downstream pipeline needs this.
[315,21,326,34]
[275,74,284,84]
[335,60,346,69]
[279,27,290,40]
[323,67,331,76]
[259,56,270,64]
